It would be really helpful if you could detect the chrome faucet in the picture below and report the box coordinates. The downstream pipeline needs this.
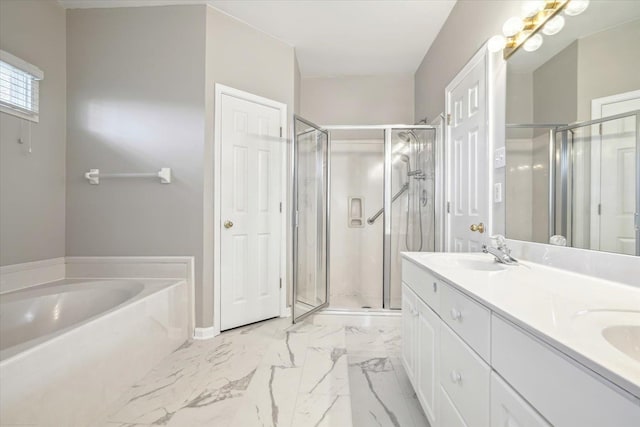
[482,235,518,265]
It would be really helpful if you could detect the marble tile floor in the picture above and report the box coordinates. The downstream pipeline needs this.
[99,313,429,427]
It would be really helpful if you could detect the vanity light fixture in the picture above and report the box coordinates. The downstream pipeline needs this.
[494,0,589,59]
[542,15,565,35]
[523,34,544,52]
[564,0,590,16]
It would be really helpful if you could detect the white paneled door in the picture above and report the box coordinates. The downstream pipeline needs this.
[446,49,489,252]
[591,90,640,255]
[220,92,283,331]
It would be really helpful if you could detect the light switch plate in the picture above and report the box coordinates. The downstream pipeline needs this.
[494,147,506,168]
[494,183,502,203]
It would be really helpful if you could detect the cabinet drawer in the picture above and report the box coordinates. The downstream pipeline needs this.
[492,314,640,427]
[440,322,491,426]
[440,282,491,361]
[491,372,550,427]
[402,260,440,312]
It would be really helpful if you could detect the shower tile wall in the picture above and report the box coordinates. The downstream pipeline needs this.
[330,140,383,309]
[505,130,550,243]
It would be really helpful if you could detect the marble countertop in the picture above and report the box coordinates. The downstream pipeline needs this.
[401,251,640,400]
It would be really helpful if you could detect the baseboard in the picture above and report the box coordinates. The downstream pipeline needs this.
[193,326,216,340]
[0,257,65,293]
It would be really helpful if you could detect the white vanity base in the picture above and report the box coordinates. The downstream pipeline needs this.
[401,252,640,427]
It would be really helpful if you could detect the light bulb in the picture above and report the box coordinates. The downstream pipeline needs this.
[503,16,525,37]
[523,34,544,52]
[488,35,507,53]
[542,15,565,35]
[521,1,545,18]
[564,0,589,16]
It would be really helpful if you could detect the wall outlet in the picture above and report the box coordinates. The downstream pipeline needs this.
[494,183,502,203]
[494,147,506,168]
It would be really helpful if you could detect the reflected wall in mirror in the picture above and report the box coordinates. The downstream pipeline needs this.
[505,0,640,256]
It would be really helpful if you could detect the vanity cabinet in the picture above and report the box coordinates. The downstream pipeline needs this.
[402,283,440,425]
[401,258,640,427]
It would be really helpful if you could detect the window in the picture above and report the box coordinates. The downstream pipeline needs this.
[0,50,43,122]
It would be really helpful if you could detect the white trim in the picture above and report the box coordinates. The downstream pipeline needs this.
[0,257,65,294]
[445,42,499,251]
[589,89,640,250]
[214,84,289,336]
[0,50,43,80]
[193,326,216,340]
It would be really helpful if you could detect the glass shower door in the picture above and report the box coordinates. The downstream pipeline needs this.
[387,127,437,309]
[293,116,329,322]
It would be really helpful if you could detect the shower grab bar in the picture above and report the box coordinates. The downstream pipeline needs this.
[84,168,172,185]
[367,182,409,225]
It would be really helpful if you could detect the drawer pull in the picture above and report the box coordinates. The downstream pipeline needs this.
[450,308,462,321]
[433,282,437,292]
[450,370,463,384]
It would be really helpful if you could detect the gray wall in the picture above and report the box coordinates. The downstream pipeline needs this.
[301,75,414,125]
[533,42,578,125]
[66,6,208,322]
[64,5,296,328]
[294,55,301,115]
[0,0,67,266]
[576,18,640,121]
[414,0,520,122]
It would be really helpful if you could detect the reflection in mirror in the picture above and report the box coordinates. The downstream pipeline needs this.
[505,1,640,255]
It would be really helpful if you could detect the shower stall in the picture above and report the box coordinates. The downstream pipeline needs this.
[293,117,440,321]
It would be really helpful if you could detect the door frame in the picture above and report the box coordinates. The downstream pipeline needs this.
[213,84,288,336]
[444,42,505,251]
[589,89,640,252]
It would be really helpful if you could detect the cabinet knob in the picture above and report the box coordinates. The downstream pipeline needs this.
[450,308,462,321]
[450,370,463,384]
[433,282,437,292]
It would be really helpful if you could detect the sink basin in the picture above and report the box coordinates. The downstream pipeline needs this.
[431,254,507,272]
[602,325,640,362]
[572,310,640,363]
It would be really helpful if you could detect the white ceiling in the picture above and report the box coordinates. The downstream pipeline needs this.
[58,0,457,77]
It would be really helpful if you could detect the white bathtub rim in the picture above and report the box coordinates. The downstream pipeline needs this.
[0,278,186,366]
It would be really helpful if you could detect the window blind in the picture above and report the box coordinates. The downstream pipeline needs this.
[0,50,43,122]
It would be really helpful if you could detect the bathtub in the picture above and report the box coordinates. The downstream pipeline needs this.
[0,278,188,426]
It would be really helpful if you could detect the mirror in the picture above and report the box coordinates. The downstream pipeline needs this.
[505,1,640,255]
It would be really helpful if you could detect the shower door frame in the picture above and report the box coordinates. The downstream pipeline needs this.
[292,115,331,323]
[323,124,438,309]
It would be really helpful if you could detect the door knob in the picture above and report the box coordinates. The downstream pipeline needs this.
[470,222,484,233]
[224,220,234,229]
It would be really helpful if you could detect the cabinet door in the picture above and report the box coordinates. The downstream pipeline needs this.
[416,298,440,426]
[402,284,417,383]
[491,372,550,427]
[440,385,468,427]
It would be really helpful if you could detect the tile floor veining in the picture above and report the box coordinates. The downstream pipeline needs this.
[101,314,428,427]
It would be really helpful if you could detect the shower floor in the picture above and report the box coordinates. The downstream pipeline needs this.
[330,293,381,310]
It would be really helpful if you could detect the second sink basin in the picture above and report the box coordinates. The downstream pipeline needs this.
[603,325,640,363]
